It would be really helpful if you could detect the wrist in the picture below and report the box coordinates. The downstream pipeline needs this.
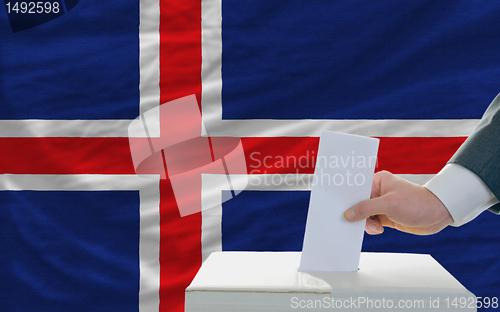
[423,186,454,229]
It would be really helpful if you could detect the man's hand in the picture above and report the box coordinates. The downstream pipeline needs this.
[344,171,454,235]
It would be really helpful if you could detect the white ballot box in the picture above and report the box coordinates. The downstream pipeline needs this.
[185,252,476,311]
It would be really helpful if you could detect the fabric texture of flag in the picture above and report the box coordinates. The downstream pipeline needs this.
[2,0,500,311]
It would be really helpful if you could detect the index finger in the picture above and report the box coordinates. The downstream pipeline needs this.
[344,195,394,222]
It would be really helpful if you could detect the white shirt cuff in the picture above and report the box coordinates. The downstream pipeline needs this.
[424,163,499,226]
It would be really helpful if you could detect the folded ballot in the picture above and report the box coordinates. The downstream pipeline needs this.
[300,131,379,272]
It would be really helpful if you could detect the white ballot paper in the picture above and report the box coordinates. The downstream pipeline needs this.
[299,131,379,272]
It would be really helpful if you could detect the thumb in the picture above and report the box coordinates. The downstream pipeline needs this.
[344,196,391,222]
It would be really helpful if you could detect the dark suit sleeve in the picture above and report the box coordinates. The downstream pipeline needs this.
[449,93,500,214]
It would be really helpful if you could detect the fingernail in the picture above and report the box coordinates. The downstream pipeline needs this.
[368,224,379,233]
[345,208,355,220]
